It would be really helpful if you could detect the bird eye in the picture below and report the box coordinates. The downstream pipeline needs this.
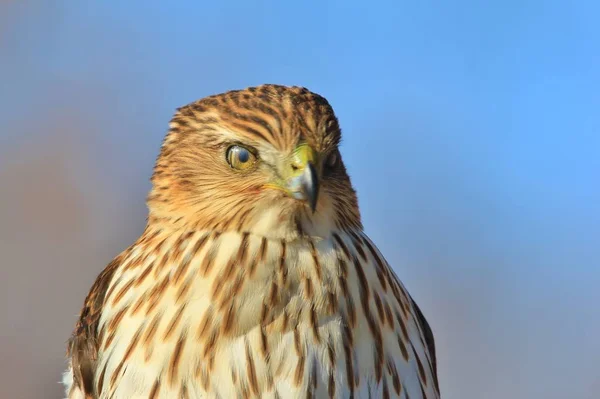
[226,145,256,170]
[325,151,340,169]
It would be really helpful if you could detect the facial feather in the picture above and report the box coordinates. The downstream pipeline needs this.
[147,84,361,239]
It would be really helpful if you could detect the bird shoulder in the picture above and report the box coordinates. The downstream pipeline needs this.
[65,255,122,397]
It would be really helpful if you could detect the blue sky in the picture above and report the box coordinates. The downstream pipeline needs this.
[1,1,599,398]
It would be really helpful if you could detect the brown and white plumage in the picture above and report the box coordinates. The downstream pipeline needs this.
[64,84,440,398]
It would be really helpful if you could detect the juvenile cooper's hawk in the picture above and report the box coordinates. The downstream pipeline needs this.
[64,84,440,398]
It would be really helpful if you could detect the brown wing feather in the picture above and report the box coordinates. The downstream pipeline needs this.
[67,257,121,397]
[410,296,440,394]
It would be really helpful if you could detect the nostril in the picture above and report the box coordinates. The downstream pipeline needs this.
[291,164,300,171]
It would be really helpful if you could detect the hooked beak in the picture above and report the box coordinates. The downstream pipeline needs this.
[291,161,319,212]
[264,144,321,212]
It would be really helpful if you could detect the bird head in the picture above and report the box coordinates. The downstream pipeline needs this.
[148,84,362,240]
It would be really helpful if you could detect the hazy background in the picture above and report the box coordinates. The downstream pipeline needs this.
[1,1,599,398]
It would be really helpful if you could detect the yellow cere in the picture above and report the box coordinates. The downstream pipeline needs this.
[290,143,317,174]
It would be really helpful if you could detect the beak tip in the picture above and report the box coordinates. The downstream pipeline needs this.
[303,162,320,213]
[309,198,317,213]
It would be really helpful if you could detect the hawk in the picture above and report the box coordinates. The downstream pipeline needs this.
[63,84,440,398]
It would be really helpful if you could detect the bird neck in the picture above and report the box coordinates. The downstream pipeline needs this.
[114,227,370,345]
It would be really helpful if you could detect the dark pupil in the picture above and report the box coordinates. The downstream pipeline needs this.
[237,148,249,163]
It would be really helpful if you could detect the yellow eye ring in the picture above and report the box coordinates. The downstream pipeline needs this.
[226,145,256,170]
